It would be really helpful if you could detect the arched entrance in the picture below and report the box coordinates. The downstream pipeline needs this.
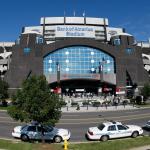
[43,46,116,94]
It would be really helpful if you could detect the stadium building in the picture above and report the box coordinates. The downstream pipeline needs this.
[2,16,150,96]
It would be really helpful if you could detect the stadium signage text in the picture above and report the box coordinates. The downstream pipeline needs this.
[56,26,95,38]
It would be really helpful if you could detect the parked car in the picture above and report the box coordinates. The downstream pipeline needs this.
[86,121,143,141]
[143,120,150,130]
[12,124,71,143]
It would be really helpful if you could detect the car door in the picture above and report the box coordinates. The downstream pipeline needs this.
[44,126,55,140]
[117,125,131,137]
[26,126,39,140]
[37,126,54,140]
[37,126,44,140]
[107,125,119,138]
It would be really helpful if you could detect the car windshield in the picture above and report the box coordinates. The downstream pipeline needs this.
[21,125,28,130]
[123,125,129,129]
[147,121,150,125]
[45,125,54,132]
[98,124,105,130]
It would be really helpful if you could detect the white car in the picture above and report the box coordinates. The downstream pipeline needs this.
[12,124,71,143]
[86,121,143,141]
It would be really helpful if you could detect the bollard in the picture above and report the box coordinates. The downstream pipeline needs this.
[105,103,107,109]
[64,139,68,150]
[96,106,98,110]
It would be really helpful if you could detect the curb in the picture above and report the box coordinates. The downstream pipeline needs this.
[0,137,20,142]
[62,106,150,112]
[0,135,149,144]
[61,105,141,113]
[0,110,7,112]
[0,106,150,113]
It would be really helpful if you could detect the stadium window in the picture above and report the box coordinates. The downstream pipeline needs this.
[125,48,134,54]
[114,38,121,46]
[24,47,31,53]
[36,36,43,44]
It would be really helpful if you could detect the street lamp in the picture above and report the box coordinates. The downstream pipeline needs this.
[56,62,62,96]
[56,62,60,87]
[99,57,106,82]
[99,58,106,95]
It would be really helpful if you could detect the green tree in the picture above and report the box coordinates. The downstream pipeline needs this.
[141,83,150,99]
[8,75,61,125]
[0,79,9,106]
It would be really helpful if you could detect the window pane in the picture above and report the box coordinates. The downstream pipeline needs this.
[27,126,36,132]
[108,125,116,131]
[117,125,127,130]
[43,46,115,79]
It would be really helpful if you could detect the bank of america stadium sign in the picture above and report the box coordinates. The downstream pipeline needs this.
[56,25,96,38]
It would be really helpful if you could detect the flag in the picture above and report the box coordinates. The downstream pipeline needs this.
[73,10,76,16]
[83,11,85,17]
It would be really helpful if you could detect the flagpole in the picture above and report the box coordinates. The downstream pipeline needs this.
[83,11,86,24]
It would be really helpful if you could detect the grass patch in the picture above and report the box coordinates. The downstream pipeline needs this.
[0,137,150,150]
[0,139,58,150]
[0,139,35,150]
[54,136,150,150]
[0,106,9,110]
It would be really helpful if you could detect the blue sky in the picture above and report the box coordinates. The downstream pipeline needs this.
[1,0,150,42]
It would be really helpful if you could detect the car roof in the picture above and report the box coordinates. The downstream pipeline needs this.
[102,121,122,126]
[24,123,53,128]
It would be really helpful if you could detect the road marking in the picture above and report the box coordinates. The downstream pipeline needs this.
[0,116,11,119]
[0,121,22,124]
[0,113,150,124]
[60,113,150,121]
[125,111,140,114]
[57,114,150,125]
[62,114,80,117]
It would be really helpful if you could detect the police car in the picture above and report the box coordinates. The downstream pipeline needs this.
[12,124,71,143]
[86,121,143,141]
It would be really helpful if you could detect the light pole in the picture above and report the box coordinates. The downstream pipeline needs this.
[99,58,106,96]
[56,62,60,85]
[56,62,61,94]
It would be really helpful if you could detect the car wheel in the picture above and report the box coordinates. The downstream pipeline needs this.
[85,134,90,141]
[54,136,62,143]
[21,134,29,142]
[131,131,139,138]
[100,135,109,141]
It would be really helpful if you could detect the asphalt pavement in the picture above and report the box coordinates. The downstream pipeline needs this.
[0,106,150,142]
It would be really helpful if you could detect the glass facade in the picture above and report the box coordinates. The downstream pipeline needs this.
[125,48,134,54]
[43,46,115,79]
[24,47,31,53]
[114,38,121,45]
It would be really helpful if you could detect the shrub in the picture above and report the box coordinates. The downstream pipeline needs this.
[76,104,80,110]
[71,102,78,107]
[92,101,101,107]
[135,96,143,105]
[122,100,128,105]
[60,101,67,106]
[82,101,89,106]
[102,101,111,106]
